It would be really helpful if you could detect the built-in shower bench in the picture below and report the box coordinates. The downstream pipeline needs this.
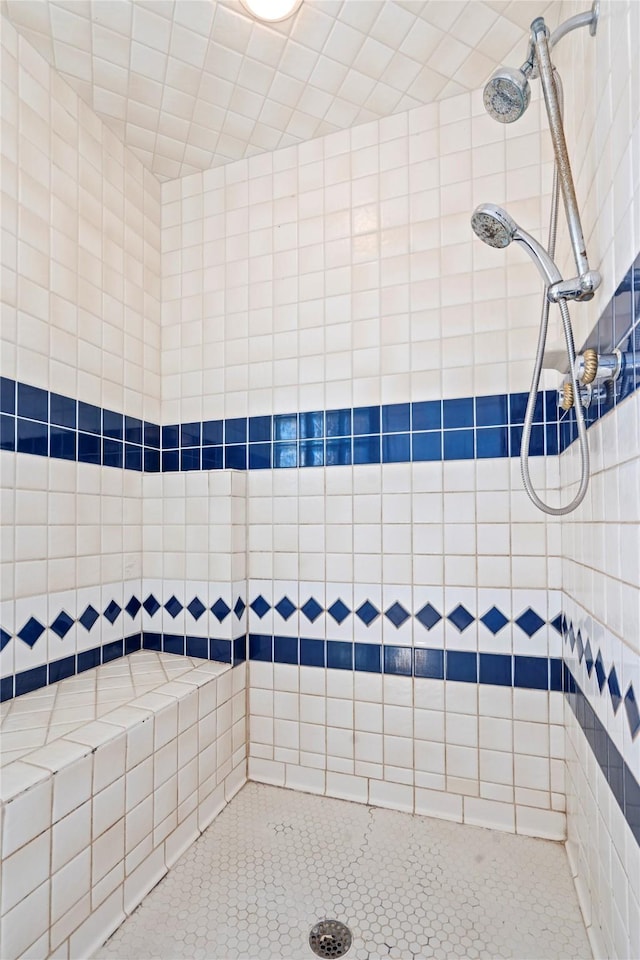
[0,651,247,960]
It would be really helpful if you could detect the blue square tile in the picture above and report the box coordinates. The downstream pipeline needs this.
[49,655,76,684]
[144,421,160,448]
[225,417,248,444]
[50,393,76,429]
[446,650,477,683]
[125,416,143,445]
[17,419,48,456]
[300,439,324,467]
[274,635,298,664]
[326,408,352,437]
[382,433,410,463]
[354,643,381,673]
[412,400,441,431]
[125,634,142,655]
[210,638,232,663]
[514,655,548,690]
[412,431,441,461]
[50,426,76,461]
[549,658,563,692]
[476,426,508,459]
[544,390,559,423]
[202,420,223,445]
[414,648,444,679]
[249,443,272,469]
[144,449,160,472]
[233,636,247,665]
[186,636,208,660]
[163,634,185,656]
[249,415,272,442]
[510,391,543,424]
[103,438,123,468]
[383,645,412,676]
[511,424,544,457]
[0,676,13,702]
[181,422,201,447]
[181,448,201,471]
[327,640,353,670]
[353,405,380,435]
[475,394,508,427]
[613,272,633,345]
[225,445,246,470]
[274,414,297,441]
[102,639,124,664]
[249,634,273,661]
[15,665,47,697]
[382,403,410,433]
[353,435,380,464]
[0,414,15,451]
[443,397,473,429]
[162,449,180,472]
[78,647,101,672]
[103,409,123,439]
[443,430,474,460]
[274,442,297,468]
[125,444,142,471]
[78,401,102,435]
[0,377,15,414]
[162,424,180,449]
[299,411,324,438]
[142,632,162,652]
[479,653,512,686]
[202,446,223,470]
[300,637,325,667]
[18,383,48,422]
[325,438,351,465]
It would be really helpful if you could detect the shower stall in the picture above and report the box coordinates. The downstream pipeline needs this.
[0,1,638,958]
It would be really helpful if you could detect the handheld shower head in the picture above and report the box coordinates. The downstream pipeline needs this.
[471,203,517,248]
[471,203,562,288]
[483,66,531,123]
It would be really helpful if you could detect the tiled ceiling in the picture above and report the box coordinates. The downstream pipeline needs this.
[3,0,558,180]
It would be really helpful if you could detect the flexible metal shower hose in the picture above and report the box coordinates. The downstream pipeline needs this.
[519,157,590,516]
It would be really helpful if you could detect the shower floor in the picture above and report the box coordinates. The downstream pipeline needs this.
[95,782,591,960]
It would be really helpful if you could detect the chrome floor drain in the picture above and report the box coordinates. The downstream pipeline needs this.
[309,920,352,958]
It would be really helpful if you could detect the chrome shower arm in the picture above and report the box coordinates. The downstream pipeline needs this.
[531,17,600,300]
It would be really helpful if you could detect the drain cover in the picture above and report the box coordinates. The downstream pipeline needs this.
[309,920,352,958]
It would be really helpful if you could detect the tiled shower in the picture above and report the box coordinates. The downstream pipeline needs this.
[0,1,638,959]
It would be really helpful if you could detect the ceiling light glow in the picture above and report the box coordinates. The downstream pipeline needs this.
[239,0,302,23]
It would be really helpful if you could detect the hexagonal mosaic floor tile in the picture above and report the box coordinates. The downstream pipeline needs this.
[95,782,590,960]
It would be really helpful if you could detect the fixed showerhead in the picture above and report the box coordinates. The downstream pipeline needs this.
[471,203,517,248]
[471,203,563,288]
[483,66,531,123]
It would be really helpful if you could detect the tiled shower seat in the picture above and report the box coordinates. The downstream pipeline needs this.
[0,651,247,960]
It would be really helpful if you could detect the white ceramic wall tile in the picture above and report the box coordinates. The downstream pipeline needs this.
[555,3,640,956]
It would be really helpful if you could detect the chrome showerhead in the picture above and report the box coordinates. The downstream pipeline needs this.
[483,66,531,123]
[471,203,563,288]
[471,203,517,248]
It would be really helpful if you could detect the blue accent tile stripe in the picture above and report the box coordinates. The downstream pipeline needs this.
[3,380,561,470]
[565,665,640,846]
[245,633,560,691]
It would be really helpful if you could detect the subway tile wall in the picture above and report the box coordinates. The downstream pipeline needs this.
[555,2,640,957]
